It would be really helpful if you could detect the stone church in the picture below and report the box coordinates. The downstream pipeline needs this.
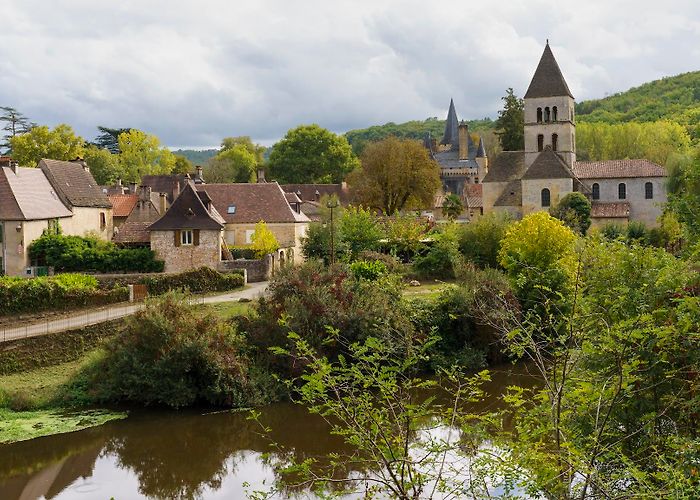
[482,42,667,227]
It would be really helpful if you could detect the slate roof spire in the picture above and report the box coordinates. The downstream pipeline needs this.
[476,136,486,158]
[441,98,459,147]
[524,41,574,99]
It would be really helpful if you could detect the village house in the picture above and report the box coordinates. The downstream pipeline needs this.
[280,183,350,221]
[112,186,163,247]
[482,42,667,226]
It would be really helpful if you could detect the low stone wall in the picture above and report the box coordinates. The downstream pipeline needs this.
[218,256,272,283]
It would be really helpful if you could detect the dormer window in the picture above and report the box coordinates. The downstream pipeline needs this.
[227,205,236,214]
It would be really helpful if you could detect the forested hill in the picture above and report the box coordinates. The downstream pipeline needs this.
[576,70,700,141]
[171,149,218,165]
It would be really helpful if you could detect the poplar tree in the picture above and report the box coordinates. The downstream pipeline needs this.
[495,88,524,151]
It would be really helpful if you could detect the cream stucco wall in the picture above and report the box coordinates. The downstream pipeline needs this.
[151,229,222,273]
[59,207,113,240]
[223,222,308,264]
[584,177,666,226]
[0,218,75,276]
[521,178,574,215]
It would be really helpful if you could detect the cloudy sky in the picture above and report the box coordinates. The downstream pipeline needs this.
[1,0,698,148]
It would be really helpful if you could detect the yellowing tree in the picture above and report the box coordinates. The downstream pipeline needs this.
[10,124,85,166]
[250,221,279,258]
[118,129,175,182]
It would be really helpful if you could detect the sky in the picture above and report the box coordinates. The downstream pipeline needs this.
[0,0,698,148]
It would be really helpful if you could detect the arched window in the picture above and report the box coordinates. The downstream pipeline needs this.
[552,133,558,151]
[618,183,626,200]
[645,182,653,199]
[537,134,544,152]
[544,107,551,122]
[536,107,543,123]
[552,106,558,121]
[541,188,551,207]
[592,183,600,200]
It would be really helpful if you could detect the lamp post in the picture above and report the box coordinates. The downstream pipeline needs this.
[326,199,339,265]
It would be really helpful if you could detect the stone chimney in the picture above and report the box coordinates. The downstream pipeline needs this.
[195,165,204,183]
[138,185,152,204]
[128,182,137,194]
[458,122,469,161]
[115,178,124,194]
[159,192,167,214]
[10,160,19,175]
[257,168,266,183]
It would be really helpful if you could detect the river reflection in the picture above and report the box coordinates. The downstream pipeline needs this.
[0,364,539,499]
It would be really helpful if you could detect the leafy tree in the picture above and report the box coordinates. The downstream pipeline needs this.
[338,206,383,259]
[666,149,700,237]
[457,211,511,268]
[172,154,193,175]
[268,124,359,183]
[441,193,463,220]
[250,221,279,258]
[10,124,85,167]
[495,88,524,151]
[84,145,121,185]
[93,126,131,154]
[549,191,592,235]
[384,213,430,259]
[117,129,175,182]
[0,106,35,153]
[220,136,265,164]
[412,225,463,279]
[348,136,441,214]
[206,144,256,183]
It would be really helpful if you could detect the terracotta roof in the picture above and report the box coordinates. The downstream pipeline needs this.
[494,179,522,207]
[522,149,575,180]
[113,221,152,244]
[0,166,72,220]
[591,202,630,218]
[149,183,224,231]
[482,151,526,183]
[524,43,574,99]
[199,182,310,224]
[572,160,666,179]
[39,159,112,208]
[465,184,483,208]
[109,194,139,217]
[280,183,350,204]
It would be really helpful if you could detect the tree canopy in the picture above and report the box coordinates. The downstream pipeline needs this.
[10,124,85,167]
[268,124,359,184]
[495,88,524,151]
[93,126,131,154]
[206,145,257,183]
[348,136,441,215]
[117,129,176,182]
[0,106,35,154]
[549,191,592,235]
[220,136,266,164]
[84,145,120,185]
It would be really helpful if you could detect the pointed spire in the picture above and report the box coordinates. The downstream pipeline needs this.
[476,136,486,158]
[524,42,573,99]
[441,98,459,146]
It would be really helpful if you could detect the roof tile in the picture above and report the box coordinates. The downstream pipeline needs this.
[573,159,666,179]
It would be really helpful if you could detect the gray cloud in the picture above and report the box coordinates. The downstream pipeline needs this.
[0,0,698,147]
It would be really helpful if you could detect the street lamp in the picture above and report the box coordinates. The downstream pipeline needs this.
[326,199,339,265]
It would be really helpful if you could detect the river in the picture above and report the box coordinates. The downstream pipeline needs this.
[0,364,539,499]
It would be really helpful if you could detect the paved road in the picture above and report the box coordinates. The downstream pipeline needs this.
[0,281,269,343]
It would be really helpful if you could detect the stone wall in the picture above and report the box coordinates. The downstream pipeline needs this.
[582,176,666,226]
[521,178,574,215]
[218,255,272,282]
[151,229,221,273]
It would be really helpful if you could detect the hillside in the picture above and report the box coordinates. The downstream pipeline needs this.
[172,149,218,165]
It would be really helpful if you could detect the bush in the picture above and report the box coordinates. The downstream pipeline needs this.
[600,223,625,240]
[141,267,244,295]
[349,260,387,281]
[412,228,462,279]
[549,192,592,235]
[0,274,128,316]
[356,250,403,274]
[29,233,164,273]
[338,206,384,258]
[626,220,648,242]
[228,247,257,259]
[457,212,511,268]
[93,293,270,408]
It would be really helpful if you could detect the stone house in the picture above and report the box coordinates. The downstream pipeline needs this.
[196,182,310,265]
[113,186,162,247]
[482,42,667,227]
[148,182,225,273]
[108,193,139,229]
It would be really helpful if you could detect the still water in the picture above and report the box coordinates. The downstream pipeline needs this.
[0,365,538,500]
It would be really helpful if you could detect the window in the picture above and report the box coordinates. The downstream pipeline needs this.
[536,107,543,123]
[592,183,600,200]
[100,212,106,231]
[552,106,558,121]
[618,183,626,200]
[552,133,558,151]
[227,205,236,214]
[541,188,551,207]
[537,134,544,152]
[245,229,255,244]
[544,107,551,122]
[181,229,193,245]
[645,182,653,199]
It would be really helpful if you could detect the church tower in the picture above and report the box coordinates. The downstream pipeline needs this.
[523,42,576,168]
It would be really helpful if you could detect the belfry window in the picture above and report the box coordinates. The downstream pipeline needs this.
[537,134,544,152]
[645,182,653,199]
[544,107,551,122]
[552,106,558,121]
[536,107,543,123]
[592,183,600,200]
[552,133,558,151]
[618,183,626,200]
[541,188,551,207]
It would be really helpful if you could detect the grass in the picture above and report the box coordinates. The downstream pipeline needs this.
[201,300,255,320]
[403,280,455,300]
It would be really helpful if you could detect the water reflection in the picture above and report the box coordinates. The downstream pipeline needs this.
[0,365,539,499]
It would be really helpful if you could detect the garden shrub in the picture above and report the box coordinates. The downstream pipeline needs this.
[600,223,625,241]
[228,247,257,259]
[349,260,387,281]
[626,220,649,243]
[0,274,128,316]
[356,250,403,274]
[29,233,164,273]
[412,228,463,279]
[141,267,244,295]
[93,293,271,408]
[457,212,511,268]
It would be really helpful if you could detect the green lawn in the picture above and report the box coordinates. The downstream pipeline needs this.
[403,280,455,300]
[201,300,255,320]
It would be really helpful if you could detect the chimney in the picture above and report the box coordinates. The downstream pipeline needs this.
[257,168,266,183]
[10,160,19,175]
[139,185,152,204]
[195,165,204,183]
[315,189,320,202]
[129,182,137,194]
[458,122,469,161]
[159,192,167,214]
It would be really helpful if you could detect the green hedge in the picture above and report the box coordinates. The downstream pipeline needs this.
[29,234,164,273]
[141,267,245,295]
[228,246,258,259]
[0,274,129,316]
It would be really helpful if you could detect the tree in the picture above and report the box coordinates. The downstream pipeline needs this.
[666,149,700,237]
[220,136,266,164]
[172,154,193,175]
[84,145,121,185]
[495,88,524,151]
[10,124,85,167]
[93,126,131,154]
[348,136,441,215]
[0,106,35,153]
[441,193,463,220]
[457,211,512,268]
[206,145,256,183]
[268,124,359,183]
[250,221,279,258]
[338,206,383,259]
[117,129,176,182]
[549,191,592,235]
